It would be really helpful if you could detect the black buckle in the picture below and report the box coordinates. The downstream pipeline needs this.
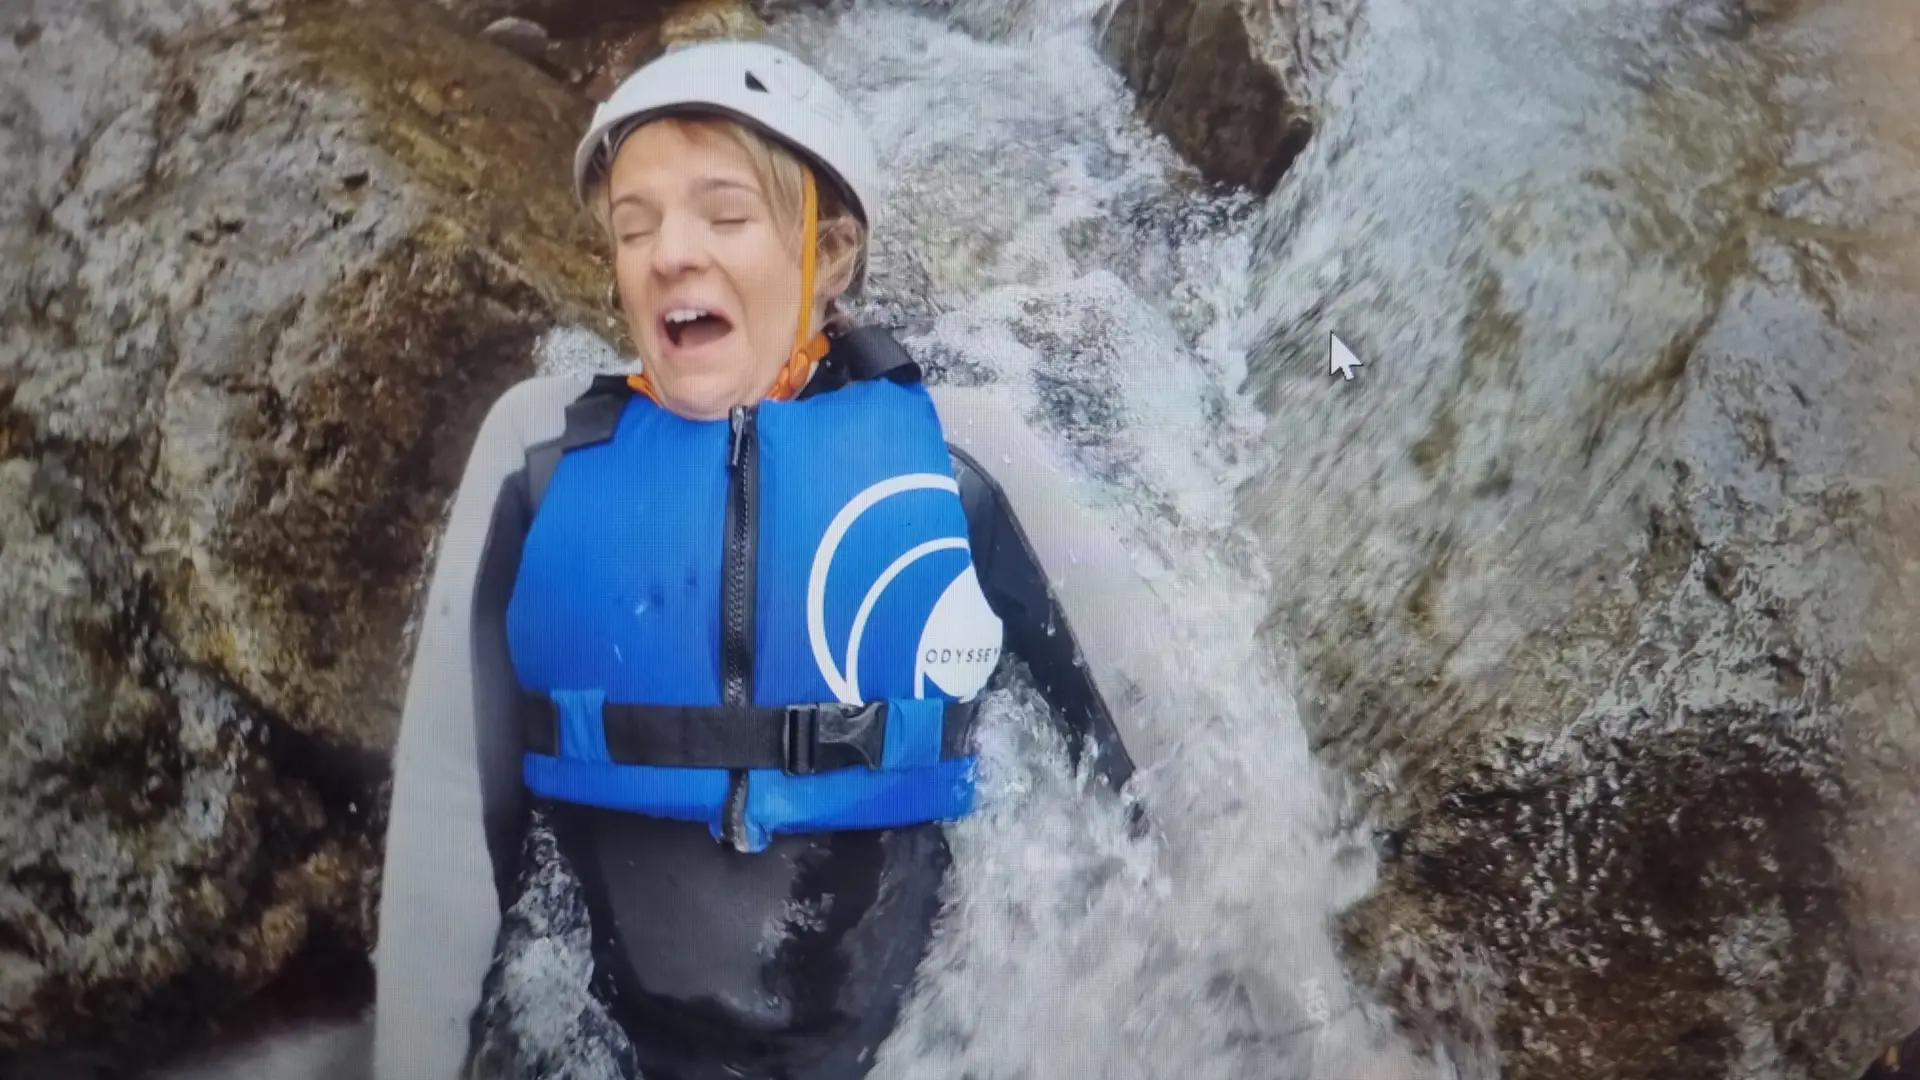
[782,702,887,776]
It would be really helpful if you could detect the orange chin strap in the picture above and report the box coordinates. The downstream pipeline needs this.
[627,165,829,408]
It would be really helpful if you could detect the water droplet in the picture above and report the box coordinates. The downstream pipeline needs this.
[614,644,623,663]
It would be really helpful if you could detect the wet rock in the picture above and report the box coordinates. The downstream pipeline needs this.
[1233,0,1920,1075]
[443,0,767,99]
[0,0,607,1064]
[1097,0,1319,193]
[566,0,767,101]
[431,0,629,36]
[435,0,789,37]
[481,16,552,61]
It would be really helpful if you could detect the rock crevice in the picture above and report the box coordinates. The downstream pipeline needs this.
[1098,0,1346,194]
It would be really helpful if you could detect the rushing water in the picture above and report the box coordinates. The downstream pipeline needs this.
[774,4,1454,1077]
[145,0,1918,1075]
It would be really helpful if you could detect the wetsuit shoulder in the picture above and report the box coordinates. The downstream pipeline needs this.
[948,442,1137,792]
[373,372,589,1080]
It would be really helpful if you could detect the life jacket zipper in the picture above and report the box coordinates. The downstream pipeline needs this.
[720,404,759,850]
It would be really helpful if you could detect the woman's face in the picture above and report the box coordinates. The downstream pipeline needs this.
[605,121,810,420]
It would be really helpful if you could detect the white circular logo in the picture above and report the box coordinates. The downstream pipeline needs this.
[807,475,1004,704]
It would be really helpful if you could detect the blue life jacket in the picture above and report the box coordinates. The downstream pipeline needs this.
[505,369,1004,852]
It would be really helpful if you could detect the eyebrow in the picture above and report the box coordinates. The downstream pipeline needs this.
[609,177,761,212]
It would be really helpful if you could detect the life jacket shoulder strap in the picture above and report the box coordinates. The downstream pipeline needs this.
[525,374,631,514]
[829,325,923,386]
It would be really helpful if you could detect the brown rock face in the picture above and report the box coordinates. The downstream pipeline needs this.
[1098,0,1315,193]
[0,0,612,1066]
[435,0,769,98]
[433,0,660,36]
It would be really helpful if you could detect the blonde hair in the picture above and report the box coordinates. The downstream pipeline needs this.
[588,115,869,332]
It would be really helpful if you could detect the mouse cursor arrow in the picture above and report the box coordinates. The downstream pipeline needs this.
[1329,334,1364,381]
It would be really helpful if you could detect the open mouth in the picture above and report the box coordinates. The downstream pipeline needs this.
[660,307,735,352]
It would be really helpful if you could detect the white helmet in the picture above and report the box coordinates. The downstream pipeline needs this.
[574,40,881,237]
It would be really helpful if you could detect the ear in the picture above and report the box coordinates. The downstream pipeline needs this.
[813,218,862,305]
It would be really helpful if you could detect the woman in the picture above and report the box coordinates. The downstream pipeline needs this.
[372,40,1137,1080]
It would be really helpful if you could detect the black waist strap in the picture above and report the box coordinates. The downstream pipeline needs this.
[523,695,978,776]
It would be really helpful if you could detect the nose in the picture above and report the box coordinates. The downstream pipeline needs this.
[648,209,710,279]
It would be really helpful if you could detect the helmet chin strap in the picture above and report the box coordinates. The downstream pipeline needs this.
[628,165,830,409]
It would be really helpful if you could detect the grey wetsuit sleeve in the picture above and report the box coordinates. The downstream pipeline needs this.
[950,444,1137,791]
[372,374,586,1080]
